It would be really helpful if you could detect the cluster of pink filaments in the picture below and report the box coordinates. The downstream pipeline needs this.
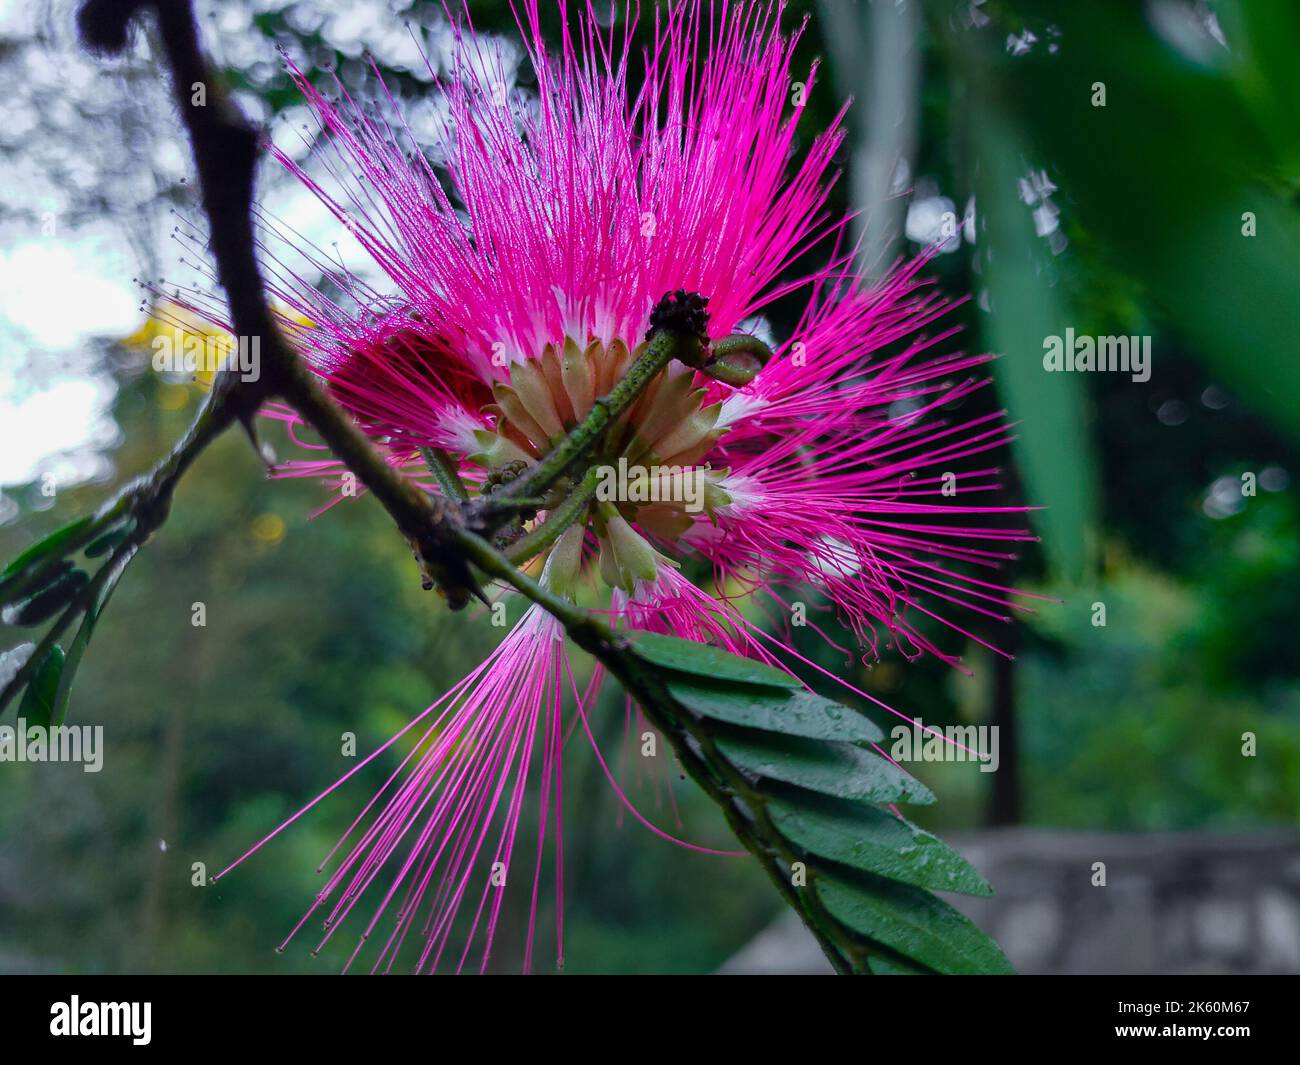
[189,0,1041,972]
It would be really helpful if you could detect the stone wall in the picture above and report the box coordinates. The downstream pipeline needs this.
[720,828,1300,974]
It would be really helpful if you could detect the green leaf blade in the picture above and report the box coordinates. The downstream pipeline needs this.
[0,515,96,584]
[716,731,934,806]
[52,546,138,725]
[767,795,991,896]
[815,872,1013,975]
[84,519,136,559]
[867,953,932,976]
[629,632,800,688]
[669,682,884,747]
[19,645,66,730]
[3,568,90,627]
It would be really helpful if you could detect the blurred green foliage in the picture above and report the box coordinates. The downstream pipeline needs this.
[0,372,778,973]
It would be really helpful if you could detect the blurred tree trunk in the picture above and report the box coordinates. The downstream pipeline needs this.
[989,619,1021,824]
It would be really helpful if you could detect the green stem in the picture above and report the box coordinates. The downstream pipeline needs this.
[0,393,231,611]
[701,748,871,971]
[707,334,772,361]
[504,467,599,565]
[700,333,774,387]
[419,447,469,503]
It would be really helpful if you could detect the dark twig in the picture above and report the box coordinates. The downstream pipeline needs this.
[75,0,484,606]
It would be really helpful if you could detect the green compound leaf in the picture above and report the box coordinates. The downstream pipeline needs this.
[669,681,884,747]
[815,871,1013,975]
[628,632,800,688]
[767,794,991,896]
[614,635,1010,972]
[716,729,934,806]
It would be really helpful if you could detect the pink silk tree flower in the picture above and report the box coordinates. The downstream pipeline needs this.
[199,0,1039,972]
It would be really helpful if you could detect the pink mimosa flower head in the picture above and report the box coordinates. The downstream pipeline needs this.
[258,0,845,452]
[201,0,1040,972]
